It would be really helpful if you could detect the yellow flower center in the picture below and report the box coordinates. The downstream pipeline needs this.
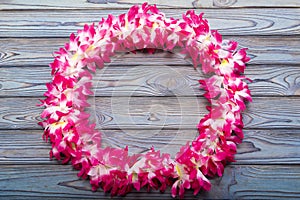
[175,164,182,177]
[221,59,229,66]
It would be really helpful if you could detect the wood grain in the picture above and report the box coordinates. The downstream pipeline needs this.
[1,0,299,199]
[1,36,299,67]
[0,9,299,37]
[0,97,299,130]
[1,64,300,97]
[1,0,299,10]
[0,37,299,98]
[0,164,299,199]
[1,129,299,165]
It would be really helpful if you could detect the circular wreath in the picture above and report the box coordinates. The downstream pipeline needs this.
[39,3,251,198]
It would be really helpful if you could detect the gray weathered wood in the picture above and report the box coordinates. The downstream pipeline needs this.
[1,0,299,10]
[1,129,299,164]
[1,1,300,199]
[0,164,299,199]
[0,9,299,37]
[1,36,299,67]
[0,97,299,130]
[0,64,300,97]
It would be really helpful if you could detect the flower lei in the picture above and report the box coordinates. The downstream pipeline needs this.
[39,3,251,198]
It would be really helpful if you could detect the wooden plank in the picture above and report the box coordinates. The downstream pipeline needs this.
[0,97,299,130]
[0,9,299,37]
[0,129,299,165]
[1,36,299,67]
[0,164,299,199]
[1,0,299,10]
[0,64,300,97]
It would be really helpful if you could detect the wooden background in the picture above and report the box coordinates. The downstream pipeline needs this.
[0,1,300,199]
